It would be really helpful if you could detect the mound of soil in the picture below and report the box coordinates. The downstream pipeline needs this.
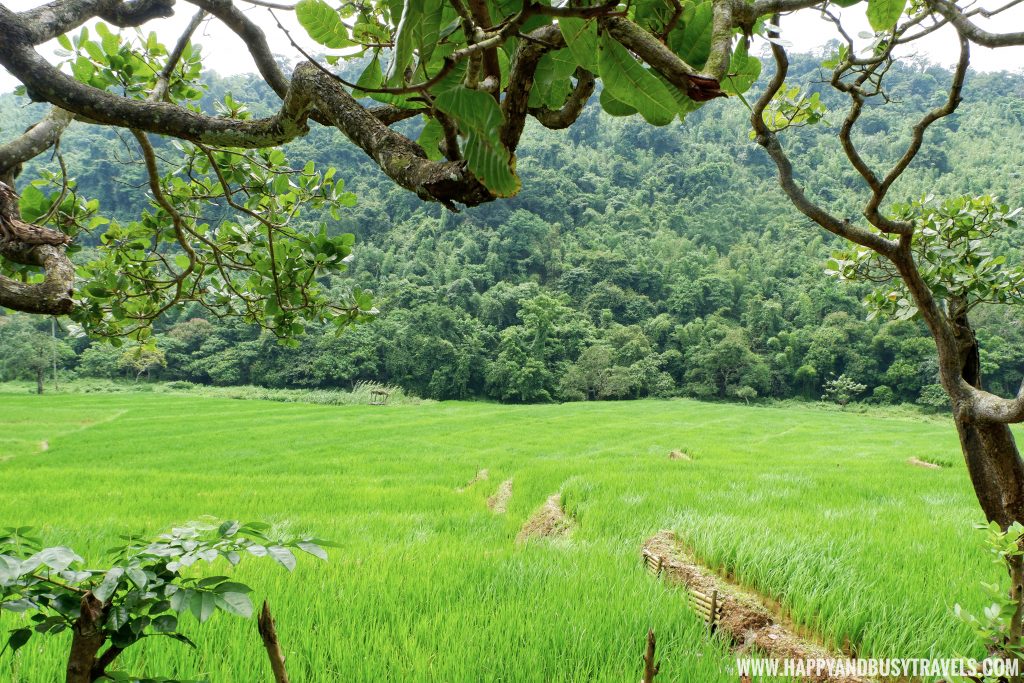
[487,478,513,513]
[517,493,575,543]
[643,531,871,683]
[457,468,489,492]
[907,457,942,470]
[668,450,692,461]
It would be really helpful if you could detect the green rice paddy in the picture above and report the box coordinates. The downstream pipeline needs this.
[0,391,1004,680]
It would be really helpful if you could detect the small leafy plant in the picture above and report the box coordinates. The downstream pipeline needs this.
[1,520,332,682]
[955,521,1024,682]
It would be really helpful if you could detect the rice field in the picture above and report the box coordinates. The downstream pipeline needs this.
[0,390,1005,681]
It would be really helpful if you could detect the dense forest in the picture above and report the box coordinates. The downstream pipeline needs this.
[2,48,1024,405]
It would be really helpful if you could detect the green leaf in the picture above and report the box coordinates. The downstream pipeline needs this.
[356,54,418,109]
[125,566,147,589]
[433,87,520,197]
[669,1,713,68]
[867,0,906,31]
[214,592,253,618]
[417,0,446,66]
[599,89,637,117]
[388,0,424,82]
[5,629,31,655]
[169,588,192,613]
[417,117,445,160]
[529,49,576,109]
[297,541,328,560]
[295,0,353,49]
[597,34,676,126]
[151,614,178,632]
[559,18,598,72]
[93,567,123,603]
[83,40,104,64]
[267,545,296,571]
[190,591,216,623]
[721,40,761,96]
[35,546,82,572]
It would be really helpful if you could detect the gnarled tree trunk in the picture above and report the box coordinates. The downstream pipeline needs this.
[948,314,1024,529]
[66,593,106,683]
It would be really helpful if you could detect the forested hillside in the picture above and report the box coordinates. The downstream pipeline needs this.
[3,50,1024,405]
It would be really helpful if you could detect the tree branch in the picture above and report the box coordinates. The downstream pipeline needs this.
[927,0,1024,46]
[501,24,565,153]
[0,107,74,186]
[11,0,175,46]
[600,17,725,101]
[530,68,596,130]
[0,183,75,315]
[749,17,897,256]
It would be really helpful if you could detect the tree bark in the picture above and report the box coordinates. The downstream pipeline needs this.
[65,593,105,683]
[957,418,1024,529]
[258,601,290,683]
[952,315,1024,529]
[36,367,44,395]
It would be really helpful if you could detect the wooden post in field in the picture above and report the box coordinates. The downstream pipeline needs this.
[709,589,718,634]
[641,628,659,683]
[258,601,291,683]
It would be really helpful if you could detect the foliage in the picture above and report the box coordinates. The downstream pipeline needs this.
[0,316,74,390]
[821,373,867,407]
[7,54,1024,406]
[955,521,1024,679]
[0,520,331,680]
[827,195,1024,322]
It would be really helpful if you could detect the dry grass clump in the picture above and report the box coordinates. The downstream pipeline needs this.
[517,493,575,543]
[487,478,513,513]
[907,457,942,470]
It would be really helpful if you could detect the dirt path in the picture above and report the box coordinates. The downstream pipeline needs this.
[644,531,872,683]
[487,478,513,513]
[457,468,488,492]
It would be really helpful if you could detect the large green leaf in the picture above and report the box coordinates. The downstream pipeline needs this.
[657,73,700,121]
[387,0,424,82]
[598,34,676,126]
[416,0,446,67]
[355,54,418,109]
[559,18,599,72]
[434,87,520,197]
[634,0,676,32]
[668,1,712,69]
[599,89,638,117]
[295,0,353,49]
[214,592,253,618]
[867,0,906,30]
[528,49,576,109]
[721,40,762,96]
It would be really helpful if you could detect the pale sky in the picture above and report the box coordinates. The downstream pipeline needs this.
[2,0,1023,95]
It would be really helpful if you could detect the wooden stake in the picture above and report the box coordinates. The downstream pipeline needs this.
[258,600,290,683]
[709,589,718,634]
[641,628,660,683]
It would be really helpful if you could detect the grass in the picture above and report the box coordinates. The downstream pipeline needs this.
[0,391,1005,681]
